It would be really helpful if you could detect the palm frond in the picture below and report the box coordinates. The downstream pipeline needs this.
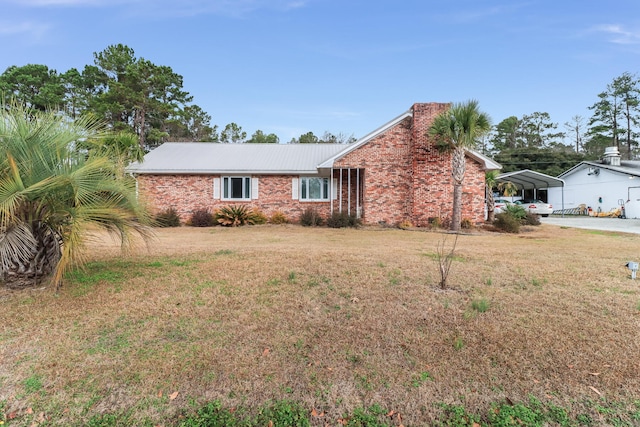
[0,99,153,289]
[0,223,37,272]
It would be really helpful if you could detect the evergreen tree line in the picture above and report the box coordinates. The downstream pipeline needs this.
[1,43,636,174]
[0,44,355,150]
[487,72,640,175]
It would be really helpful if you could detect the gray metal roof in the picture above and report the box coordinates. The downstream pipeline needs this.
[126,142,348,175]
[497,169,565,189]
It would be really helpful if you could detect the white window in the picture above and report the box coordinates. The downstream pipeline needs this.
[300,177,329,201]
[222,176,252,200]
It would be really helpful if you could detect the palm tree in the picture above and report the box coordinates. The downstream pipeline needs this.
[485,170,499,223]
[429,100,491,231]
[0,102,152,289]
[485,171,518,222]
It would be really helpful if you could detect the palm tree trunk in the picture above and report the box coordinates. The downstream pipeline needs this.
[1,223,61,289]
[450,146,466,232]
[486,184,495,223]
[451,184,462,232]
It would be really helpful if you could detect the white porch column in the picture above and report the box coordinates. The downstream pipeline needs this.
[356,169,360,218]
[339,168,343,212]
[348,168,351,215]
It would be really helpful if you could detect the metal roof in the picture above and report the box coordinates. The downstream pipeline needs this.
[126,107,504,175]
[497,169,564,189]
[126,142,347,175]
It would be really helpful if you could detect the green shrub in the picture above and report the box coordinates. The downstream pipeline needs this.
[326,211,361,228]
[154,206,181,227]
[505,203,527,220]
[215,205,258,227]
[299,207,323,226]
[269,211,289,224]
[494,212,521,233]
[189,208,215,227]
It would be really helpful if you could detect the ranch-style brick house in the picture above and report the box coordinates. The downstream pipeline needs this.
[127,103,501,227]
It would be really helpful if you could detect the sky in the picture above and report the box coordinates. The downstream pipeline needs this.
[1,0,639,143]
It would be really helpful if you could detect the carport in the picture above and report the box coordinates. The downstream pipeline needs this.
[497,169,565,213]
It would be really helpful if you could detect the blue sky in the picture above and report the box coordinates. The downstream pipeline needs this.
[1,0,639,142]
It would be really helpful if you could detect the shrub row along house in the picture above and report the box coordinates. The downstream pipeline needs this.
[127,103,501,226]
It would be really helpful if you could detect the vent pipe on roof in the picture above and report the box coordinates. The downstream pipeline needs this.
[602,146,621,166]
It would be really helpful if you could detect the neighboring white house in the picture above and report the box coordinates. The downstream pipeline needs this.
[547,147,640,219]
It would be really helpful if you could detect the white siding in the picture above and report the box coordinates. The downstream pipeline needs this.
[548,166,640,218]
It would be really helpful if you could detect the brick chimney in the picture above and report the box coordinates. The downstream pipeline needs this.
[410,103,450,144]
[410,102,452,226]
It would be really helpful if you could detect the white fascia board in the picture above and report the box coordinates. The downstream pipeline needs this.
[129,169,321,175]
[557,162,598,178]
[317,110,412,169]
[466,149,502,170]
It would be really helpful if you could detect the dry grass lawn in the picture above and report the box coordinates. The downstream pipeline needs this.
[1,224,640,425]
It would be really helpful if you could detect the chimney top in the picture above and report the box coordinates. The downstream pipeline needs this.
[602,146,621,166]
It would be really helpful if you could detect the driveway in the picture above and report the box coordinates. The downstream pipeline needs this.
[540,216,640,235]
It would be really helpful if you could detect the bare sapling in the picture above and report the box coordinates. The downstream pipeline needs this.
[436,233,459,289]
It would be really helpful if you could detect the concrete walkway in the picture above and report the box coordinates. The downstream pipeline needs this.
[540,216,640,234]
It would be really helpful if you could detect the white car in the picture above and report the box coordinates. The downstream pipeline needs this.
[494,199,512,214]
[514,199,553,217]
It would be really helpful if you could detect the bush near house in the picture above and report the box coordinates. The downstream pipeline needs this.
[493,205,542,233]
[494,212,522,233]
[154,207,181,227]
[189,209,216,227]
[215,205,261,227]
[299,207,323,226]
[524,212,541,226]
[460,218,473,229]
[326,211,361,228]
[269,211,289,224]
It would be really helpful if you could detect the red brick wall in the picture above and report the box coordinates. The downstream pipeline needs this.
[334,102,486,226]
[137,174,332,223]
[334,117,413,225]
[136,102,488,227]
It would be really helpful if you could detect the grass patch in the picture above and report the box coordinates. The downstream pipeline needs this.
[1,226,639,425]
[23,374,44,395]
[471,298,490,313]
